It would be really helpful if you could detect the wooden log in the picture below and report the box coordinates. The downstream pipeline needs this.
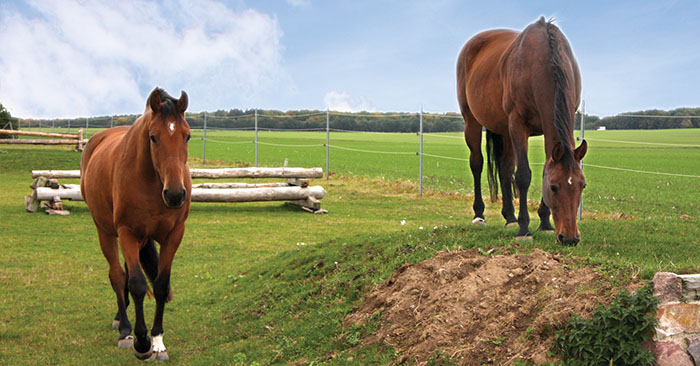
[189,167,323,179]
[32,170,81,179]
[287,196,321,210]
[35,185,326,203]
[0,138,81,145]
[36,186,84,201]
[0,129,80,139]
[26,176,49,212]
[33,167,324,179]
[192,182,289,189]
[191,186,326,202]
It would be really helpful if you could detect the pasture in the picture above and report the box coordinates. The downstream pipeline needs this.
[1,128,699,364]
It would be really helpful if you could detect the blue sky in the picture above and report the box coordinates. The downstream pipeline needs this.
[1,0,699,118]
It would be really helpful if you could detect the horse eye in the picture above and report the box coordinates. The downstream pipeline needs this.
[550,185,559,193]
[150,136,157,144]
[186,135,191,142]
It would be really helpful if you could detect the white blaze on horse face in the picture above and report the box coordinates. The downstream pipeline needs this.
[168,122,176,135]
[568,176,573,185]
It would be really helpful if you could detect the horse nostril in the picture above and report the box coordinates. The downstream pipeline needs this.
[163,189,169,197]
[557,234,565,243]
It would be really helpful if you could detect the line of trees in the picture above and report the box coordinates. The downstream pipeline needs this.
[13,109,466,133]
[578,107,700,130]
[7,106,700,133]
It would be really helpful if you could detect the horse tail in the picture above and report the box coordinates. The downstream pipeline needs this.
[485,130,503,202]
[139,239,158,300]
[139,239,174,302]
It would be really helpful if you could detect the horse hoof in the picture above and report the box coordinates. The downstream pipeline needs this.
[471,217,486,225]
[515,235,533,243]
[117,336,133,349]
[133,346,153,361]
[505,222,518,228]
[154,351,169,361]
[112,320,120,329]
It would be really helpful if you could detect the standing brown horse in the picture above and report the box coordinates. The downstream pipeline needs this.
[81,87,192,360]
[457,17,587,245]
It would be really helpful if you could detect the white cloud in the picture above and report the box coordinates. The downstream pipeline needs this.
[324,90,373,112]
[0,0,286,118]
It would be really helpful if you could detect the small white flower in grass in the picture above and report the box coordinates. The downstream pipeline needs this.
[400,220,406,226]
[419,226,424,230]
[433,226,438,230]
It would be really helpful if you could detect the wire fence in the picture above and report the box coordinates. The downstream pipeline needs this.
[7,109,700,206]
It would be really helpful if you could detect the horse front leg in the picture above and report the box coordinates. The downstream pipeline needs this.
[509,120,532,241]
[150,225,185,362]
[537,198,555,232]
[118,229,153,360]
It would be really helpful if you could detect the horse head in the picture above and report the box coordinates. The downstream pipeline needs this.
[146,87,191,209]
[542,139,587,245]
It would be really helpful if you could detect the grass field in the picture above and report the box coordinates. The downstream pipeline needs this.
[1,128,699,364]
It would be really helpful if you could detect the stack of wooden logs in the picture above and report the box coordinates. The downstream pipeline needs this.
[26,167,327,214]
[0,129,86,151]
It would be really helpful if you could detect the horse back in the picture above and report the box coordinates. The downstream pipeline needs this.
[458,29,518,135]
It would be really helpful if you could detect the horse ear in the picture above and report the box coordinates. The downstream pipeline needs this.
[148,88,162,114]
[552,142,564,162]
[178,91,188,113]
[574,139,588,161]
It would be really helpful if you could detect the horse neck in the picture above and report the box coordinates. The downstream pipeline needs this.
[121,112,158,181]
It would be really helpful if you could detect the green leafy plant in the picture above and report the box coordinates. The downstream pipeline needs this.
[552,283,658,366]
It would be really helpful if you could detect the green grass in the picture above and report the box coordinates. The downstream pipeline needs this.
[1,129,699,364]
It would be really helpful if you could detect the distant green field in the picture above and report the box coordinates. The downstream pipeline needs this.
[182,127,700,218]
[1,128,699,364]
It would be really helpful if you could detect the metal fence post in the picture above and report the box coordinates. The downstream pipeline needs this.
[85,117,90,139]
[419,107,424,197]
[326,109,330,179]
[67,119,70,134]
[110,116,114,128]
[578,100,585,221]
[52,119,55,133]
[255,109,258,167]
[202,112,207,164]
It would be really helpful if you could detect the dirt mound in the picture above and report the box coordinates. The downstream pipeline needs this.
[346,248,642,365]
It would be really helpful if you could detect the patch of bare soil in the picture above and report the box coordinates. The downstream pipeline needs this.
[345,248,642,365]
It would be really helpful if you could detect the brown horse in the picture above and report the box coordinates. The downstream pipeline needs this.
[456,17,587,245]
[80,87,192,360]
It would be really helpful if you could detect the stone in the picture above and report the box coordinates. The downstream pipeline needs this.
[654,272,683,305]
[650,341,693,366]
[688,340,700,366]
[680,274,700,302]
[657,304,700,339]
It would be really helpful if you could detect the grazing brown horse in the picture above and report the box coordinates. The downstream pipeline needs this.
[456,17,587,245]
[81,87,192,360]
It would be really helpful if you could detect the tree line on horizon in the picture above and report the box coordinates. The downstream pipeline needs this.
[4,104,700,133]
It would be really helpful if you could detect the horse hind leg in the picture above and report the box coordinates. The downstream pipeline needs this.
[463,112,486,225]
[97,229,133,348]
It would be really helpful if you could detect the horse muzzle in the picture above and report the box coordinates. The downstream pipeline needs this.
[557,233,580,246]
[162,188,187,209]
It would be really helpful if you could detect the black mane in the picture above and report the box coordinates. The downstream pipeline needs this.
[153,87,179,119]
[542,17,575,170]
